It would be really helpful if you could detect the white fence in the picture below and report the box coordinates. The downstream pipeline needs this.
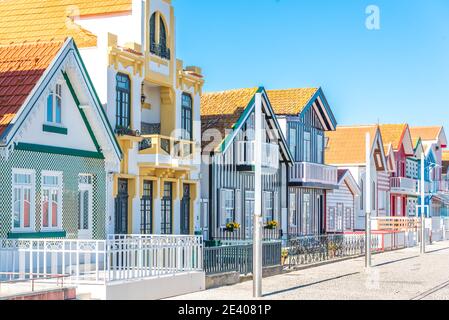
[0,235,203,285]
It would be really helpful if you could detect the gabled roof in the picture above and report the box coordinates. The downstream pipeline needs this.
[0,1,132,48]
[325,125,380,165]
[410,126,447,148]
[337,169,361,196]
[200,87,293,163]
[266,87,337,131]
[0,38,122,161]
[379,124,414,156]
[201,87,259,151]
[0,40,65,137]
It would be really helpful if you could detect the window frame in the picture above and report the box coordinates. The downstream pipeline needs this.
[115,73,131,130]
[304,131,311,162]
[11,169,36,233]
[41,171,63,231]
[263,191,274,224]
[46,83,63,126]
[181,93,193,141]
[224,189,235,224]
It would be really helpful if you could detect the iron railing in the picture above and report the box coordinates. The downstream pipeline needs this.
[203,241,282,275]
[150,42,171,60]
[284,234,381,268]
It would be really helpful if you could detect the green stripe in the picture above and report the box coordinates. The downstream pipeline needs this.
[8,231,67,239]
[16,143,104,159]
[62,71,103,154]
[43,124,68,135]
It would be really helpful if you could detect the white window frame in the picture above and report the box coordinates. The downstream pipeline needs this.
[263,191,274,223]
[289,193,297,227]
[78,174,93,238]
[224,189,235,224]
[46,83,63,126]
[11,169,36,233]
[41,171,63,231]
[304,131,311,162]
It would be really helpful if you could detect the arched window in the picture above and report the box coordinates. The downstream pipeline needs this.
[149,13,156,53]
[148,12,170,60]
[46,83,62,124]
[116,73,131,130]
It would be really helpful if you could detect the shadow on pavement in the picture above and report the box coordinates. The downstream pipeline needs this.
[263,272,360,298]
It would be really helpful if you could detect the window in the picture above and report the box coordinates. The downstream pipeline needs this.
[181,93,193,141]
[141,181,153,234]
[149,13,156,49]
[149,12,170,60]
[317,134,323,164]
[302,193,311,235]
[289,193,297,227]
[378,190,387,211]
[289,127,297,161]
[46,84,62,125]
[161,182,173,234]
[12,170,35,231]
[224,190,235,224]
[159,16,167,52]
[116,73,131,129]
[78,174,92,232]
[263,192,274,223]
[41,172,62,230]
[304,131,311,162]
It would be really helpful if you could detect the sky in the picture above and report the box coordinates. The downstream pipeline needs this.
[172,0,449,130]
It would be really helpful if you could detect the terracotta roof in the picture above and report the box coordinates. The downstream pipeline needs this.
[410,126,442,142]
[0,40,64,137]
[201,88,259,152]
[266,88,318,116]
[325,125,379,165]
[379,124,407,151]
[0,1,132,48]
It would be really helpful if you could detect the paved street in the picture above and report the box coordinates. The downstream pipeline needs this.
[171,241,449,300]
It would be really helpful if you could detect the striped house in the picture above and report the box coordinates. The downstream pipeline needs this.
[325,125,388,230]
[200,87,293,241]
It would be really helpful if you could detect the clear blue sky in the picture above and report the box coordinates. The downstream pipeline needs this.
[173,0,449,129]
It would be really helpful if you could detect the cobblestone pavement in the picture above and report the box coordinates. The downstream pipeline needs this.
[170,241,449,300]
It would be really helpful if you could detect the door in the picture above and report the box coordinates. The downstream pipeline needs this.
[244,191,255,239]
[115,179,128,234]
[181,184,191,235]
[336,203,344,232]
[318,195,325,234]
[78,175,93,239]
[140,181,153,234]
[161,182,173,234]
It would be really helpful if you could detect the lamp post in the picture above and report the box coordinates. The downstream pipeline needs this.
[365,132,372,269]
[420,153,426,255]
[253,93,263,298]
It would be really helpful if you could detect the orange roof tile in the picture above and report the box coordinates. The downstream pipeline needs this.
[0,40,64,136]
[201,88,259,151]
[0,1,132,48]
[325,125,379,165]
[379,124,408,154]
[410,126,442,142]
[266,88,318,116]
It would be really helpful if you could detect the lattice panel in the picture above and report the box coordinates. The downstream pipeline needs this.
[0,149,106,239]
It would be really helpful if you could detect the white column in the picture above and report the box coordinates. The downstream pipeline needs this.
[253,93,263,298]
[421,153,426,254]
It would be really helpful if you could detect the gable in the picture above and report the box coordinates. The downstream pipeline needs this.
[2,38,121,163]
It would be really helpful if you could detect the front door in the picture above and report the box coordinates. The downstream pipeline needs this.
[140,181,153,234]
[244,191,255,239]
[115,179,128,234]
[78,175,93,239]
[181,184,191,235]
[161,182,173,234]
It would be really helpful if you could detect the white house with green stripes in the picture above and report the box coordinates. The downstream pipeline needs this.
[0,38,122,240]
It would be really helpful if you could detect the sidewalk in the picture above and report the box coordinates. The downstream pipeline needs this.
[170,241,449,300]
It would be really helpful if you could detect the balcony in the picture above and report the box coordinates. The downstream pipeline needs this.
[236,141,280,172]
[150,42,171,60]
[289,162,338,188]
[390,177,418,195]
[138,135,195,159]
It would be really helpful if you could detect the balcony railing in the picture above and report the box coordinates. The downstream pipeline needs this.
[138,135,195,159]
[372,217,420,232]
[236,141,279,170]
[150,42,171,60]
[289,162,338,186]
[390,177,418,194]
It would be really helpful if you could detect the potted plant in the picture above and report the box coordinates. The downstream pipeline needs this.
[225,222,240,233]
[265,220,278,230]
[327,242,339,259]
[281,248,289,265]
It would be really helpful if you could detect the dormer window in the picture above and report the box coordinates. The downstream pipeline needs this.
[149,12,171,60]
[46,83,62,125]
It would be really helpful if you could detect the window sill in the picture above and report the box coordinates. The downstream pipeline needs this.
[8,231,67,239]
[43,124,68,135]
